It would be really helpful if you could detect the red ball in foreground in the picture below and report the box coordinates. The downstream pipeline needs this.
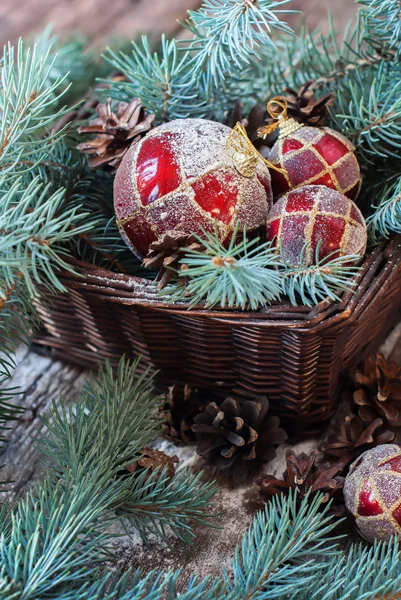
[344,445,401,542]
[114,118,273,258]
[268,125,361,201]
[266,185,367,266]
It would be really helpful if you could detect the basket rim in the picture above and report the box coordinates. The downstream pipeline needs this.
[57,236,401,331]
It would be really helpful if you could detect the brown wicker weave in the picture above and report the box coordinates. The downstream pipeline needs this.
[34,236,401,429]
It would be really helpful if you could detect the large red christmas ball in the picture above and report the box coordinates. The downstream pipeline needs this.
[266,185,367,266]
[114,118,273,258]
[268,125,361,201]
[344,444,401,542]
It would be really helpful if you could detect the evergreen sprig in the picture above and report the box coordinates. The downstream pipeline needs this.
[166,228,361,310]
[0,357,218,597]
[367,177,401,240]
[0,40,71,177]
[105,36,209,123]
[359,0,401,58]
[167,228,283,310]
[182,0,295,86]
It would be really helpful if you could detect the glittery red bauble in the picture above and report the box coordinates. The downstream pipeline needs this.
[266,185,367,266]
[344,444,401,542]
[114,118,273,258]
[268,125,361,201]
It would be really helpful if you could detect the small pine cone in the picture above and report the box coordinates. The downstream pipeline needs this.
[320,415,395,469]
[125,448,178,480]
[77,97,155,170]
[192,396,287,484]
[257,449,345,511]
[350,353,401,427]
[284,81,335,126]
[142,231,204,289]
[162,384,209,444]
[225,102,267,143]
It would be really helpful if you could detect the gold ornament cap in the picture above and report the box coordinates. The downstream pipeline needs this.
[227,123,285,178]
[258,96,304,140]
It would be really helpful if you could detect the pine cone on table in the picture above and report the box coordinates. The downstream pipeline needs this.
[77,97,155,170]
[162,384,209,444]
[142,232,204,290]
[350,353,401,427]
[319,415,395,469]
[284,81,335,126]
[125,448,178,480]
[192,396,287,484]
[256,449,344,511]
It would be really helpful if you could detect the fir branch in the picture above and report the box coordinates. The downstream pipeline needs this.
[0,283,33,448]
[117,468,217,543]
[35,358,162,475]
[166,227,283,310]
[182,0,295,87]
[104,36,209,123]
[367,176,401,240]
[0,39,72,176]
[330,62,401,162]
[359,0,401,59]
[0,358,218,598]
[281,245,361,307]
[0,176,91,296]
[301,536,401,600]
[227,492,340,600]
[166,228,361,309]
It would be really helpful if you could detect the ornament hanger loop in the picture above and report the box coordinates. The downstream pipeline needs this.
[227,123,285,177]
[267,96,289,121]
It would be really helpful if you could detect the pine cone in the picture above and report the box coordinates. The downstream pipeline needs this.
[320,415,395,468]
[77,98,155,170]
[350,353,401,427]
[125,448,178,480]
[225,102,267,144]
[192,396,287,484]
[257,449,344,510]
[142,232,204,290]
[162,384,209,444]
[284,81,335,126]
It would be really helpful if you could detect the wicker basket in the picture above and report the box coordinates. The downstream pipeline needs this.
[34,236,401,430]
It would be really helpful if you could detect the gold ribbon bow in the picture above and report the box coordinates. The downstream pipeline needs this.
[226,122,286,178]
[258,96,303,140]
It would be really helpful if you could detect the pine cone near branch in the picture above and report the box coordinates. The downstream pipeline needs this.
[77,98,155,170]
[284,81,335,126]
[142,231,204,290]
[257,449,344,511]
[350,353,401,427]
[125,448,178,480]
[192,396,287,484]
[225,101,267,143]
[320,415,395,469]
[162,384,209,444]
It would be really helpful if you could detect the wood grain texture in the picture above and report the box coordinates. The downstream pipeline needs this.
[0,0,357,49]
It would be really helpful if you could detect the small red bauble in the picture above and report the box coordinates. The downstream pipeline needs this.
[344,444,401,542]
[266,185,367,266]
[268,125,362,201]
[114,118,273,258]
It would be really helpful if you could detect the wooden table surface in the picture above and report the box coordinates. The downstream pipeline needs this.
[0,0,357,49]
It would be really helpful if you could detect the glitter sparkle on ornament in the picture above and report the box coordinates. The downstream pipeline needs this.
[114,119,273,258]
[266,185,367,266]
[344,445,401,543]
[268,126,361,202]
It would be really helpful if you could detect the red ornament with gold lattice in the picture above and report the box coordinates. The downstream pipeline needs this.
[258,97,362,202]
[114,118,273,258]
[265,185,367,266]
[344,444,401,543]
